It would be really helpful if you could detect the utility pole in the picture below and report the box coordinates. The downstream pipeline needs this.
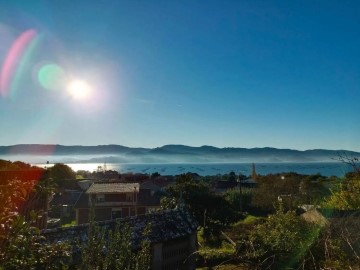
[252,163,257,180]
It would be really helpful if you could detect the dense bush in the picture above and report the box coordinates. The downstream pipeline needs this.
[236,203,317,269]
[0,178,70,269]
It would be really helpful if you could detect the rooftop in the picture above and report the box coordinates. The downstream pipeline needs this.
[86,182,140,194]
[42,207,197,247]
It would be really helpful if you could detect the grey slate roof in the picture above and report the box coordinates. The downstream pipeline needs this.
[42,207,197,247]
[86,182,140,194]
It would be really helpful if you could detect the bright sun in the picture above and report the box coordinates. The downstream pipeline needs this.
[67,80,92,100]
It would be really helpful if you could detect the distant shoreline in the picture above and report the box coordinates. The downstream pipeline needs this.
[34,161,353,177]
[1,144,359,165]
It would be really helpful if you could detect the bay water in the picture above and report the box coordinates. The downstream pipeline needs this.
[36,162,354,177]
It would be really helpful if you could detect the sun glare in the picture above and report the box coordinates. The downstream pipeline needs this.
[67,80,92,100]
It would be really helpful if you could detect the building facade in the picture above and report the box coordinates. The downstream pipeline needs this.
[74,182,161,224]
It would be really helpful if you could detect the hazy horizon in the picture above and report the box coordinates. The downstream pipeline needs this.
[1,144,359,166]
[1,143,360,153]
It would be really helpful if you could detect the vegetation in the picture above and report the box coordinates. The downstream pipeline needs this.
[3,158,360,269]
[162,174,238,244]
[0,160,151,270]
[188,158,360,269]
[323,172,360,210]
[252,172,332,212]
[196,164,360,269]
[0,173,71,269]
[197,244,235,268]
[224,188,253,213]
[81,207,151,270]
[46,163,76,187]
[237,202,316,268]
[0,160,40,170]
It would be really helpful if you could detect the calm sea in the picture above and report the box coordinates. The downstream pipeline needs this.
[36,162,354,177]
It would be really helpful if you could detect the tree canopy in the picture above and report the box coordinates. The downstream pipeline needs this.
[47,163,76,186]
[163,174,238,241]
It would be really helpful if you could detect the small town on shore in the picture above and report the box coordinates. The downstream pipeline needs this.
[1,158,360,269]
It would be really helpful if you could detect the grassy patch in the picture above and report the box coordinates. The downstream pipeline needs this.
[62,220,76,227]
[197,215,264,268]
[197,246,235,268]
[197,264,248,270]
[241,215,261,225]
[221,214,266,246]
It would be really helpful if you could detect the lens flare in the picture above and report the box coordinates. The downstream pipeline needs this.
[38,64,66,90]
[0,29,37,97]
[10,33,43,100]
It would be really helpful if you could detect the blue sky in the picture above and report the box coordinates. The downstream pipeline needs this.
[0,1,359,151]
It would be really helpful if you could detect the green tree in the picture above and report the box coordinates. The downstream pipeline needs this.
[252,173,329,212]
[228,171,237,182]
[224,188,253,213]
[1,216,70,269]
[47,163,76,187]
[0,159,40,170]
[0,176,70,269]
[323,172,360,210]
[163,174,238,243]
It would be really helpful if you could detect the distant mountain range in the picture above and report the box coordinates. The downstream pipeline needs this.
[1,144,359,164]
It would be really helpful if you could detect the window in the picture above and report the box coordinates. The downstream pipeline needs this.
[126,193,133,202]
[96,194,105,202]
[111,208,122,219]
